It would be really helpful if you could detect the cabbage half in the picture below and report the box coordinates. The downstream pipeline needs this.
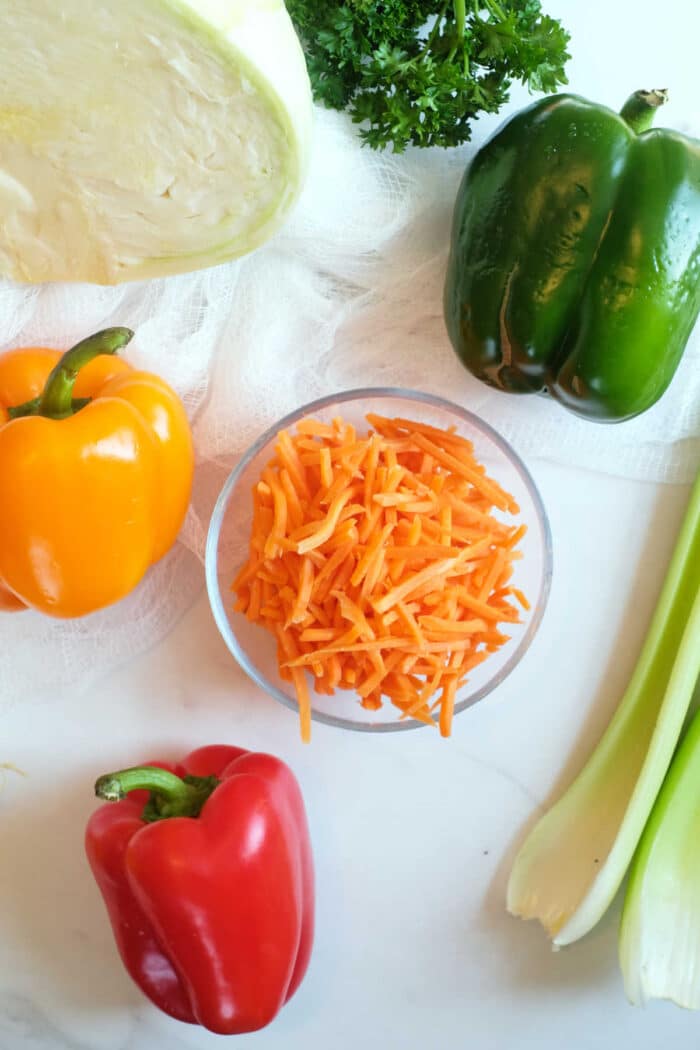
[0,0,312,283]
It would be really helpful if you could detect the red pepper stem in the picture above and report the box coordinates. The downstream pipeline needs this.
[620,89,668,134]
[95,766,220,822]
[38,327,134,420]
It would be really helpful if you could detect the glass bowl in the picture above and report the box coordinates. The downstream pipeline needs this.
[206,388,552,733]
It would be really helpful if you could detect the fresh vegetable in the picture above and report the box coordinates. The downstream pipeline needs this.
[233,413,527,739]
[507,468,700,945]
[286,0,570,152]
[444,89,700,422]
[0,329,193,618]
[86,745,314,1035]
[0,585,26,612]
[1,0,312,283]
[620,698,700,1008]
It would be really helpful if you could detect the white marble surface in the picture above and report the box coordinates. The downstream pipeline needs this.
[0,461,697,1049]
[3,0,700,1046]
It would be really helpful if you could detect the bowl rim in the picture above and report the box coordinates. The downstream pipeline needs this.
[205,386,553,733]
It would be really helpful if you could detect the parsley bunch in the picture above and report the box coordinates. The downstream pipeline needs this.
[286,0,570,152]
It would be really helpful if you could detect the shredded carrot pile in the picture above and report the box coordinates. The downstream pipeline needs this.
[233,413,529,741]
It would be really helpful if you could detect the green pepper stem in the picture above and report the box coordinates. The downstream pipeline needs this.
[38,327,134,420]
[620,89,668,134]
[95,765,219,822]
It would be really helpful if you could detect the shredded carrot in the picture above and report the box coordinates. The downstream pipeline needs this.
[319,446,333,489]
[232,412,528,740]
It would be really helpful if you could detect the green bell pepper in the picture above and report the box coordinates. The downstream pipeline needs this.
[444,90,700,422]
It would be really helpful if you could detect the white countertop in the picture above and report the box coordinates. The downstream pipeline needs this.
[1,460,697,1050]
[2,0,699,1046]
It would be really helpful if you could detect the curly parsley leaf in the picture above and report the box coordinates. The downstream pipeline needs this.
[285,0,570,152]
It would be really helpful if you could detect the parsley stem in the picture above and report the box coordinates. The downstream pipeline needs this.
[421,1,449,58]
[453,0,466,41]
[484,0,507,20]
[447,0,466,61]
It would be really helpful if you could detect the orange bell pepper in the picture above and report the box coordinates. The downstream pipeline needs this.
[0,328,194,618]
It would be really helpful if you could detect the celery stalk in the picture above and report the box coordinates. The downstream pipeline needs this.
[507,470,700,946]
[620,662,700,1008]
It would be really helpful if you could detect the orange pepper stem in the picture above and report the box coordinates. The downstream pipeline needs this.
[8,396,90,420]
[95,765,220,823]
[38,327,134,420]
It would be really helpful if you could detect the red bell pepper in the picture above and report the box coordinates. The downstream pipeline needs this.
[85,745,314,1035]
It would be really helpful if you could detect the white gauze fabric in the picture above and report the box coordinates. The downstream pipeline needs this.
[1,103,698,701]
